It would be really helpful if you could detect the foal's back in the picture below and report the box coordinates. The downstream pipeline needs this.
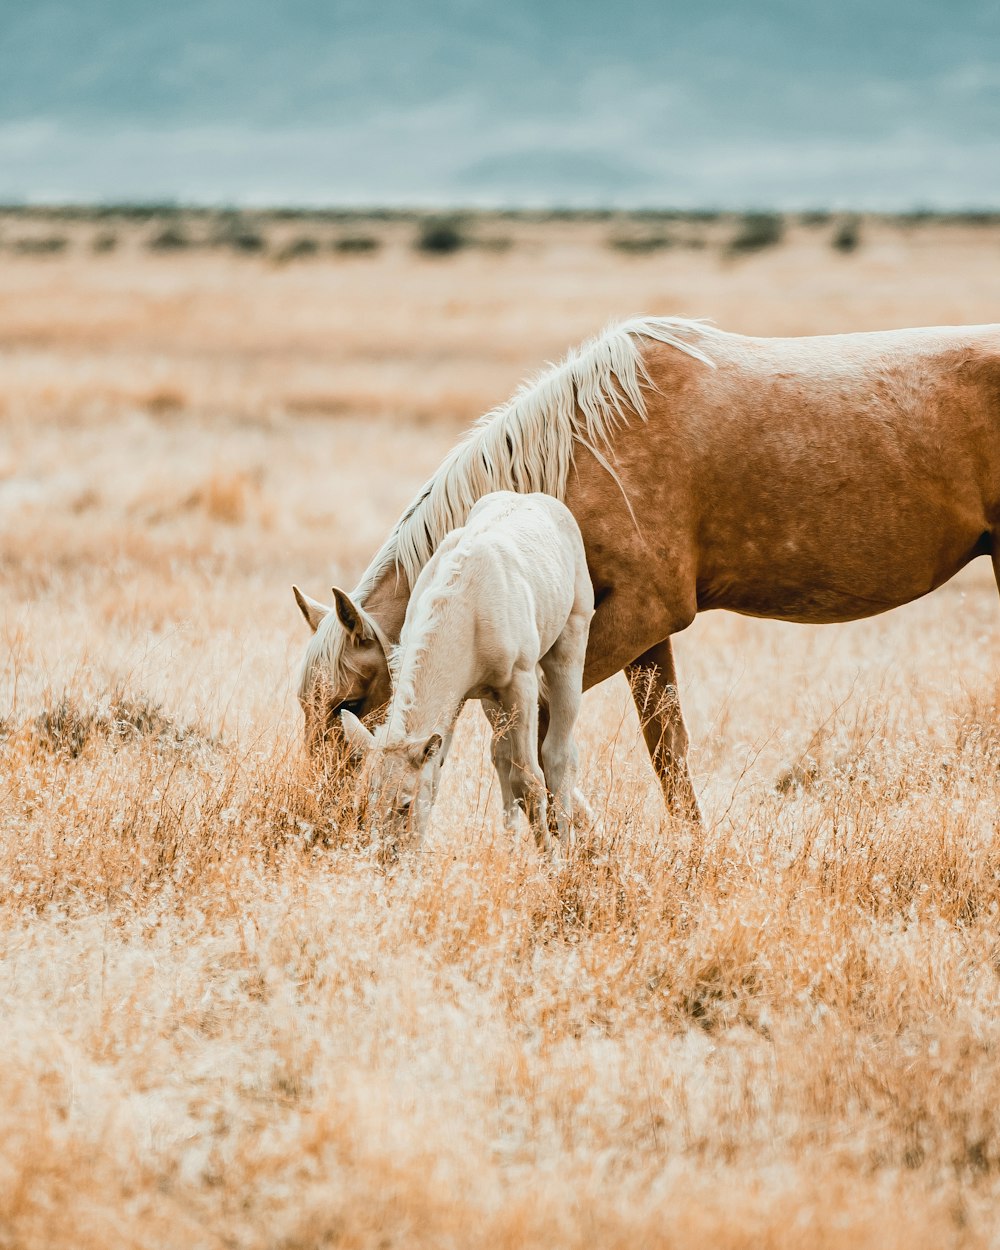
[407,491,587,667]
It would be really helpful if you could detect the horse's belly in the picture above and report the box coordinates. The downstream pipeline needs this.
[698,531,989,624]
[708,584,942,625]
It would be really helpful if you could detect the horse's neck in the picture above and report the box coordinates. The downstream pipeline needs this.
[387,592,474,744]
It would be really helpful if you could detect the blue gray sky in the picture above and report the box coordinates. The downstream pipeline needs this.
[2,0,999,208]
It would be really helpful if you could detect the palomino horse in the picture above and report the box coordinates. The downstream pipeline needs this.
[295,316,1000,818]
[340,492,592,851]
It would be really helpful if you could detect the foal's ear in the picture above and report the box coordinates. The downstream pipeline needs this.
[293,585,329,633]
[332,586,370,643]
[408,732,443,768]
[341,709,375,759]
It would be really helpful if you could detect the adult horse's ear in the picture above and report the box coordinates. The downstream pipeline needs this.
[341,709,375,760]
[409,732,443,768]
[332,586,370,643]
[293,585,329,633]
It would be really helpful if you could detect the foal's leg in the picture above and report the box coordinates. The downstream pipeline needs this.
[482,699,520,829]
[501,670,549,851]
[539,615,589,847]
[626,638,702,823]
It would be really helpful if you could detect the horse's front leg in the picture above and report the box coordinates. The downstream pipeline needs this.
[538,607,589,846]
[625,638,702,824]
[501,671,550,851]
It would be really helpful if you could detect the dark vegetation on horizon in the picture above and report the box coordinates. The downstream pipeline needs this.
[0,206,998,262]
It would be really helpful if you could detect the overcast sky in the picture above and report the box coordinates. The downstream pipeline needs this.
[2,0,999,208]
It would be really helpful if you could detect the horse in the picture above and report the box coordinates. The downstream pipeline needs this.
[339,492,593,852]
[294,316,1000,819]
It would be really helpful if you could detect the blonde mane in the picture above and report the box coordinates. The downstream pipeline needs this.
[301,316,716,696]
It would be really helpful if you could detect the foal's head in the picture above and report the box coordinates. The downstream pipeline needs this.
[341,710,444,846]
[293,585,393,762]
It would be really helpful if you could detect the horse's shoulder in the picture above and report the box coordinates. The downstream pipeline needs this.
[931,330,1000,406]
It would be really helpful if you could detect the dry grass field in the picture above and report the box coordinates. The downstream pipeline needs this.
[4,210,1000,1248]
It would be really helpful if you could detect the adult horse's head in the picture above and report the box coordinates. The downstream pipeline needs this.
[293,584,393,759]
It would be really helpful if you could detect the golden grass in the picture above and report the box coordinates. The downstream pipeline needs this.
[4,217,1000,1247]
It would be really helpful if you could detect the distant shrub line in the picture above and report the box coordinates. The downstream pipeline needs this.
[1,208,998,262]
[137,220,385,258]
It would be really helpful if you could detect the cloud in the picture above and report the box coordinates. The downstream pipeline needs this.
[2,101,999,209]
[455,149,655,203]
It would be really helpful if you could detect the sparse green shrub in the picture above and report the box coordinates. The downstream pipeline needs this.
[12,236,68,255]
[415,217,466,255]
[727,212,784,255]
[332,234,380,254]
[92,231,118,253]
[952,210,1000,226]
[227,229,265,253]
[276,236,320,262]
[608,233,673,255]
[211,216,266,253]
[148,225,190,251]
[832,217,861,253]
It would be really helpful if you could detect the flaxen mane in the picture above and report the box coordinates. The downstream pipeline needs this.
[301,316,716,694]
[367,315,716,593]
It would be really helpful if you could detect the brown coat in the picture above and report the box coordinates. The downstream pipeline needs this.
[295,319,1000,818]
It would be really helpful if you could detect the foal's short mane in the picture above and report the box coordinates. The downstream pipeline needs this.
[381,540,470,736]
[363,316,715,597]
[301,316,715,696]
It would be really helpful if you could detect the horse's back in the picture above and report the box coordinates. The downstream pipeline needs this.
[456,493,588,658]
[465,492,585,575]
[625,324,1000,624]
[646,322,1000,407]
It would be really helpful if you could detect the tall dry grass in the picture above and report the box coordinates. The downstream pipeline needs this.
[3,217,1000,1247]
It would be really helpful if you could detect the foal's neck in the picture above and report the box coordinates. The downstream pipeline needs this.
[387,590,475,744]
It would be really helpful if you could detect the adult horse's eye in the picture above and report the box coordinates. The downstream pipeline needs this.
[327,699,363,735]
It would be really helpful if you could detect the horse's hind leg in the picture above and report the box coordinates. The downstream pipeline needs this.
[539,615,588,847]
[482,699,520,830]
[626,637,702,823]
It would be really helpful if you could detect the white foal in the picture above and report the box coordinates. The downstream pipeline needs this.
[341,491,593,852]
